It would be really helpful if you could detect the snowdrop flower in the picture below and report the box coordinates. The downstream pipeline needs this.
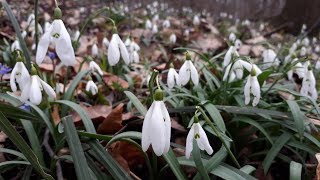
[185,122,213,159]
[44,22,51,32]
[259,23,265,31]
[27,13,35,25]
[167,65,180,88]
[20,67,56,105]
[142,89,171,156]
[300,47,307,56]
[152,14,159,23]
[124,38,131,46]
[86,79,98,95]
[244,65,261,106]
[312,37,317,44]
[91,43,98,57]
[301,66,317,100]
[302,37,310,47]
[102,37,109,48]
[179,52,199,86]
[289,43,297,54]
[193,15,200,26]
[316,60,320,70]
[126,40,140,63]
[262,49,280,68]
[36,7,76,66]
[89,61,103,75]
[223,46,239,68]
[162,19,170,28]
[10,59,30,92]
[223,59,245,82]
[315,46,320,53]
[11,40,21,52]
[169,34,176,44]
[287,58,305,80]
[107,33,130,66]
[234,39,242,50]
[301,24,307,33]
[152,24,158,33]
[145,19,152,30]
[184,29,190,37]
[229,32,236,42]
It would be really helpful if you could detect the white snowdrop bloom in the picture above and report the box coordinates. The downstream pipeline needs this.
[316,60,320,70]
[244,66,261,106]
[124,38,131,46]
[27,13,35,25]
[36,16,76,66]
[85,80,98,95]
[179,58,199,86]
[301,24,307,33]
[301,68,318,100]
[152,24,158,33]
[145,19,152,30]
[152,14,159,23]
[262,49,280,68]
[185,122,213,159]
[193,15,200,26]
[229,32,236,42]
[28,20,43,38]
[242,19,251,26]
[44,22,51,32]
[89,61,103,75]
[129,51,139,63]
[223,64,236,83]
[259,23,265,31]
[10,62,30,92]
[169,34,176,44]
[127,40,140,63]
[223,59,245,82]
[300,47,307,56]
[287,58,305,80]
[302,37,310,47]
[162,19,171,28]
[223,46,239,68]
[91,43,98,57]
[313,37,317,44]
[167,67,180,88]
[234,39,242,50]
[21,75,56,105]
[107,34,130,66]
[21,31,27,38]
[11,40,21,52]
[184,29,190,37]
[73,30,80,41]
[102,37,109,48]
[142,90,171,156]
[315,46,320,53]
[289,43,297,54]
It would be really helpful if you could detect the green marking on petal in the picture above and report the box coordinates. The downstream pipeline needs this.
[194,133,200,139]
[52,33,60,38]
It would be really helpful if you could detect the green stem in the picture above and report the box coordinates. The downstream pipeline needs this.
[197,106,241,168]
[34,0,39,52]
[152,152,158,180]
[262,75,283,97]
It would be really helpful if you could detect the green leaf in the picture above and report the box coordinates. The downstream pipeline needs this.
[106,131,142,146]
[2,1,31,70]
[62,116,92,180]
[0,102,38,122]
[53,100,96,133]
[21,120,45,166]
[286,100,305,139]
[63,69,90,101]
[289,161,302,180]
[202,102,226,132]
[257,70,272,86]
[124,91,147,115]
[262,131,291,173]
[0,112,53,180]
[0,147,27,160]
[231,116,273,144]
[192,140,210,180]
[162,148,187,180]
[240,165,256,175]
[78,131,112,141]
[88,140,132,180]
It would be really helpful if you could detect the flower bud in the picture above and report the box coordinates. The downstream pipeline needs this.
[54,7,62,19]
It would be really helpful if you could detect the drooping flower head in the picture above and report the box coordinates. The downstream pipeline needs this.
[301,63,318,100]
[36,7,76,66]
[244,65,261,106]
[85,76,98,95]
[142,89,171,156]
[167,63,180,89]
[179,52,199,86]
[107,30,130,66]
[10,53,30,92]
[89,60,103,76]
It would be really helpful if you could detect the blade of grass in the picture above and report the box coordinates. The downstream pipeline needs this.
[63,69,90,101]
[286,100,305,139]
[162,148,187,180]
[124,91,147,115]
[62,116,91,180]
[290,161,302,180]
[192,139,210,180]
[0,112,53,180]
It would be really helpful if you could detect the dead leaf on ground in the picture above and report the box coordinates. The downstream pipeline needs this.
[97,103,124,134]
[316,153,320,180]
[195,34,224,52]
[52,104,61,125]
[238,45,251,56]
[72,104,112,126]
[245,36,266,44]
[251,45,265,57]
[102,73,129,90]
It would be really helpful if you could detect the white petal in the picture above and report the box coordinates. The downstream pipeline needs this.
[185,124,195,159]
[10,63,18,92]
[189,61,199,86]
[116,35,130,65]
[91,44,98,56]
[102,37,109,47]
[20,79,31,102]
[179,61,191,86]
[90,61,103,75]
[108,34,120,66]
[223,46,234,68]
[150,102,166,156]
[251,76,260,106]
[173,70,181,86]
[244,76,251,105]
[39,77,56,99]
[223,64,232,82]
[196,123,213,155]
[36,31,51,65]
[30,76,42,105]
[54,20,76,66]
[141,102,155,152]
[160,101,171,154]
[133,51,139,63]
[167,68,175,89]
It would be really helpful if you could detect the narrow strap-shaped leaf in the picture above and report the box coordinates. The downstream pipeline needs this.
[262,131,292,174]
[88,140,132,180]
[62,116,92,180]
[290,161,302,180]
[124,91,147,115]
[0,102,38,122]
[63,69,90,101]
[192,139,210,180]
[286,100,305,139]
[54,100,96,133]
[162,148,187,180]
[240,165,256,175]
[0,112,53,180]
[0,147,27,160]
[1,1,31,70]
[202,102,226,132]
